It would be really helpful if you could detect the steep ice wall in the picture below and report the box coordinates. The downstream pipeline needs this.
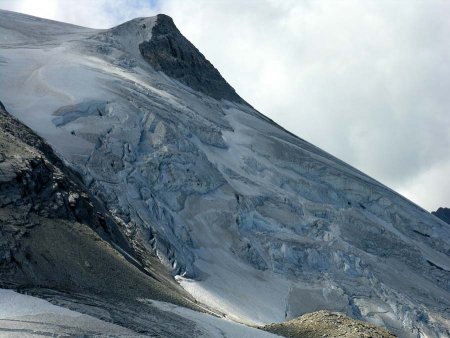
[0,10,449,338]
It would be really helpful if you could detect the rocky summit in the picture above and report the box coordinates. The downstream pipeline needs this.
[139,14,245,104]
[0,9,449,338]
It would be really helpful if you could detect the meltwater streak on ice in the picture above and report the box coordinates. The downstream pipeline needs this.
[0,9,449,338]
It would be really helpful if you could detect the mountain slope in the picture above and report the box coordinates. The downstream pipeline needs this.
[0,10,449,338]
[0,100,191,305]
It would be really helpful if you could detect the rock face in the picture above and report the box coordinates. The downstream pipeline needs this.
[262,311,396,338]
[0,102,112,234]
[139,14,245,104]
[0,10,449,338]
[432,207,450,224]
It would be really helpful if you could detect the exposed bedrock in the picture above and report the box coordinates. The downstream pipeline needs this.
[139,14,246,104]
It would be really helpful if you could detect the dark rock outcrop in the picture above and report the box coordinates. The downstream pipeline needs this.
[139,14,246,104]
[432,207,450,225]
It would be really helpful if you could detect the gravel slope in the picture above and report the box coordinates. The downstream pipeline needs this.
[262,311,396,338]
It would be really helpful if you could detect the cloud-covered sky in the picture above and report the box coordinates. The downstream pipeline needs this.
[1,0,449,211]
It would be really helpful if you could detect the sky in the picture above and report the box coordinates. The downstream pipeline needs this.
[0,0,449,211]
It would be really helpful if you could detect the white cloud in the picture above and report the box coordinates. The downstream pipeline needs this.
[0,0,449,211]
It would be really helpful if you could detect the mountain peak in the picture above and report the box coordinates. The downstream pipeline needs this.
[138,14,246,104]
[105,13,245,104]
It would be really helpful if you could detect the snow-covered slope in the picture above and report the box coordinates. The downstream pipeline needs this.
[0,9,449,338]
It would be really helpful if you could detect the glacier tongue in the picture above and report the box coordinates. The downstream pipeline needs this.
[0,9,449,338]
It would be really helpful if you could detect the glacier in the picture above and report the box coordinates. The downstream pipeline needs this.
[0,9,449,338]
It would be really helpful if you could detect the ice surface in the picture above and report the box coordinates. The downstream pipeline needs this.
[148,299,280,337]
[0,289,136,336]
